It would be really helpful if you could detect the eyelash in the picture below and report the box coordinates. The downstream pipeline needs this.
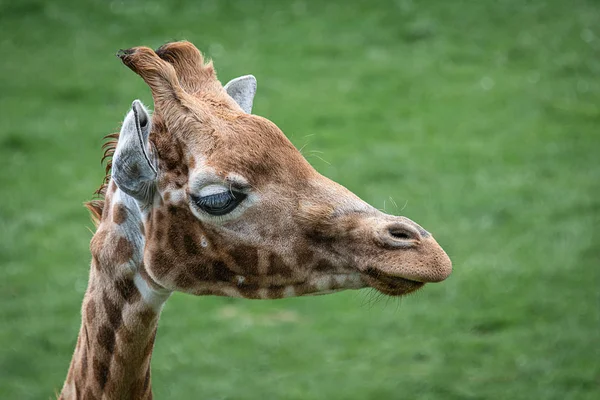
[190,191,247,216]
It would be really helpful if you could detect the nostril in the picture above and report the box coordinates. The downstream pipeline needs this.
[376,222,422,249]
[386,222,421,243]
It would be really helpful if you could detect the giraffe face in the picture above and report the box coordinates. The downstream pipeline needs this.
[141,111,451,298]
[114,43,452,299]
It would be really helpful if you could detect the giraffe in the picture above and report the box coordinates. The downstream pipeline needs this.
[59,41,452,399]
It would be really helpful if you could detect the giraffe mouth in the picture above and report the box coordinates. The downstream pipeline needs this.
[362,267,425,296]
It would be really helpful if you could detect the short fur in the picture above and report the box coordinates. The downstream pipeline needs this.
[62,41,452,399]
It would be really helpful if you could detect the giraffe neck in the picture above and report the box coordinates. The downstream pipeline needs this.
[60,184,170,399]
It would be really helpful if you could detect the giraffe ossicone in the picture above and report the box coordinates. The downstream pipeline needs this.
[60,41,451,399]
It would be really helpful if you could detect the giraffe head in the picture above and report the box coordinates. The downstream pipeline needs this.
[110,41,451,299]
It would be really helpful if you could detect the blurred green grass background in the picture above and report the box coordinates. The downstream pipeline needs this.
[1,0,599,398]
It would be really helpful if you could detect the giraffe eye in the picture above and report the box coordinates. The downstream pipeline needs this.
[191,190,247,216]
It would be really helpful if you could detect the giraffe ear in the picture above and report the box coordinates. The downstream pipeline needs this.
[224,75,257,114]
[112,100,157,201]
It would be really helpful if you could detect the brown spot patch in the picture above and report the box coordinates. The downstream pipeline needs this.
[115,277,141,303]
[114,237,134,265]
[112,203,128,225]
[294,245,315,267]
[147,249,172,278]
[211,260,237,282]
[189,261,215,281]
[229,244,259,276]
[268,253,294,277]
[93,358,110,389]
[102,292,123,329]
[139,309,157,327]
[314,259,337,273]
[85,299,96,324]
[154,209,165,224]
[97,325,116,354]
[174,273,193,288]
[183,233,200,255]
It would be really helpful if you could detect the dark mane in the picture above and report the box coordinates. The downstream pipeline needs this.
[84,132,119,227]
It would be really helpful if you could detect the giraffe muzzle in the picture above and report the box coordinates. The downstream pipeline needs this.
[354,216,452,296]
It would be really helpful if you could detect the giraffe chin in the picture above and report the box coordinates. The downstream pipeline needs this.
[362,270,426,296]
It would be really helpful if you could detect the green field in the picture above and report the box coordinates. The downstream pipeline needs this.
[1,0,599,398]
